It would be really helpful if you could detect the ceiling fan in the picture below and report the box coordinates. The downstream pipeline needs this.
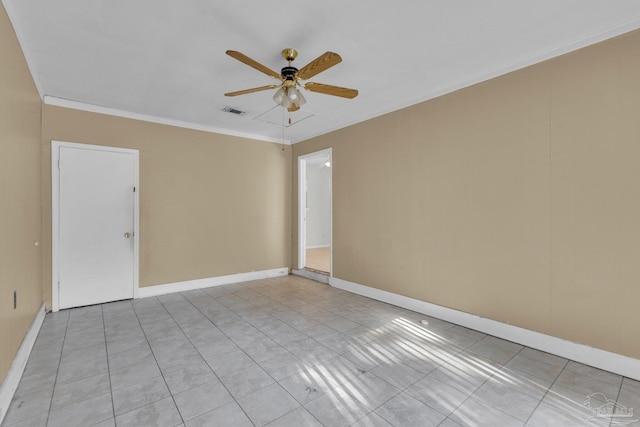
[224,48,358,112]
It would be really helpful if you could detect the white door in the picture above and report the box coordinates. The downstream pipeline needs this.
[55,143,137,309]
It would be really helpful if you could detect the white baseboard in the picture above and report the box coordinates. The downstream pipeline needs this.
[138,268,290,298]
[292,269,330,284]
[0,303,46,425]
[330,277,640,381]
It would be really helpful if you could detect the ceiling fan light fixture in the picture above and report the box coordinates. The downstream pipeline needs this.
[273,87,291,108]
[287,87,306,106]
[273,86,306,110]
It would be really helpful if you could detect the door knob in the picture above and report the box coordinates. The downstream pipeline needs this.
[124,232,131,238]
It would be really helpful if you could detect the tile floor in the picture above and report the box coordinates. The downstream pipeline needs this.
[3,275,639,427]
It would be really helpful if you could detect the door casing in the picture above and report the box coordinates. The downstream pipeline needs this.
[298,148,332,273]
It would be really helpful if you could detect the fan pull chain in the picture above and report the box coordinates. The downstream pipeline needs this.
[282,106,285,151]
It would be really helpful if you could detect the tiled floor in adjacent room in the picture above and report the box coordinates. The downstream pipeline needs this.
[4,275,639,426]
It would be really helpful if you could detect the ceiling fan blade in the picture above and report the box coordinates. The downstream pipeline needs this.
[297,52,342,80]
[304,82,358,99]
[224,85,280,96]
[226,50,282,80]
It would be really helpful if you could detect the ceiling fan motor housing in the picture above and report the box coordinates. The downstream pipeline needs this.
[281,66,298,81]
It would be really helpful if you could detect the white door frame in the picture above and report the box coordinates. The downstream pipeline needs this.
[51,140,140,312]
[297,148,332,273]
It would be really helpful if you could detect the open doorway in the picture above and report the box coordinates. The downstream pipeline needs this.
[298,149,332,275]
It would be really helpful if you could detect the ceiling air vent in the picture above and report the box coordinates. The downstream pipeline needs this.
[221,106,247,116]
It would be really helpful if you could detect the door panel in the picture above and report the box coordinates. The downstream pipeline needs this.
[58,146,135,309]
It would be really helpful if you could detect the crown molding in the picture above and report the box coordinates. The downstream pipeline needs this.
[43,96,290,145]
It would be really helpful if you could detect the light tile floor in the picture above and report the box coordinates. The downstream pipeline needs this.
[4,275,639,427]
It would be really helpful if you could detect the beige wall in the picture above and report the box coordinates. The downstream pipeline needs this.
[42,106,291,307]
[0,4,43,383]
[293,30,640,359]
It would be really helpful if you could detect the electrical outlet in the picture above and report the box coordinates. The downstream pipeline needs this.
[14,291,17,309]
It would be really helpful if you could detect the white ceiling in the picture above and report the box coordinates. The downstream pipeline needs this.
[4,1,640,144]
